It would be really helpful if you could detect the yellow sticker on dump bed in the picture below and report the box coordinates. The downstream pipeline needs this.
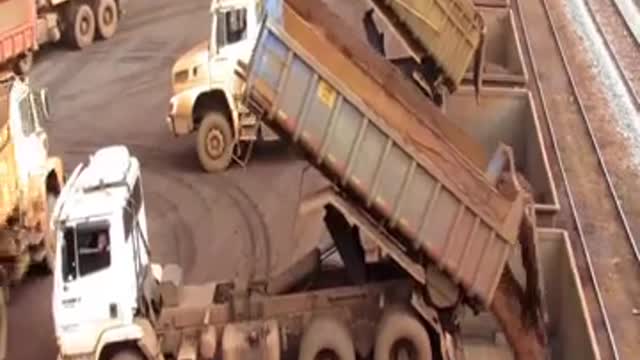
[317,79,337,108]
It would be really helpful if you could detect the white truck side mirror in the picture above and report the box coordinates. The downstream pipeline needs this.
[39,89,51,121]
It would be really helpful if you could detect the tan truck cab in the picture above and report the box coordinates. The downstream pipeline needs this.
[166,0,278,173]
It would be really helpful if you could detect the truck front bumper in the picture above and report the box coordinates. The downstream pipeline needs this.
[166,95,194,136]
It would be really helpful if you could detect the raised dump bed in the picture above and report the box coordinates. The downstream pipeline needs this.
[241,0,530,305]
[443,86,558,214]
[368,0,485,93]
[460,229,601,359]
[463,7,528,85]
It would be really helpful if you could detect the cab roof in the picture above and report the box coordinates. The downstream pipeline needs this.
[56,146,140,223]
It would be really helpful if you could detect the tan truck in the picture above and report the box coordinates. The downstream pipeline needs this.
[0,72,64,359]
[165,0,486,173]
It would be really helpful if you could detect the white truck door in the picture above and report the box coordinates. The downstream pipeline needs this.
[56,222,122,332]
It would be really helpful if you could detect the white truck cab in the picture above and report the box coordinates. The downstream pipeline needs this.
[166,0,279,173]
[51,146,153,360]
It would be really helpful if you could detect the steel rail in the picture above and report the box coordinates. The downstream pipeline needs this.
[583,0,640,109]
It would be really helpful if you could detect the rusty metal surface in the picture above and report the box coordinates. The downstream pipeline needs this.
[0,0,32,35]
[0,0,36,64]
[444,86,557,213]
[462,7,528,85]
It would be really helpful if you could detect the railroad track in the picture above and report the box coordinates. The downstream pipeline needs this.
[582,0,640,108]
[515,0,640,359]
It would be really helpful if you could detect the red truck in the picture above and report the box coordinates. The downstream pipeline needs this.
[0,0,127,74]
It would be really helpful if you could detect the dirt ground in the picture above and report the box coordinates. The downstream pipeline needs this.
[7,1,328,358]
[7,0,639,358]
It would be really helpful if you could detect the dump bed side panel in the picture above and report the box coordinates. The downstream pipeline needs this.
[370,0,484,90]
[242,2,526,304]
[0,0,36,64]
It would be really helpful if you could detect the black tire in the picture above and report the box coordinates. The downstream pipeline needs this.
[64,2,96,49]
[374,306,433,360]
[298,316,356,360]
[111,349,144,360]
[94,0,119,40]
[196,112,234,173]
[13,52,33,75]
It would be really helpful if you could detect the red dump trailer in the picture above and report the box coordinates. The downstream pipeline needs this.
[0,0,37,74]
[0,0,127,74]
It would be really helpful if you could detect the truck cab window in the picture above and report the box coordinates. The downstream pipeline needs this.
[216,8,247,47]
[18,95,36,135]
[62,225,112,281]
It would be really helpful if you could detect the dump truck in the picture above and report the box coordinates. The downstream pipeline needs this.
[361,0,486,104]
[54,2,546,360]
[0,71,65,360]
[166,0,485,172]
[52,145,474,360]
[0,0,127,74]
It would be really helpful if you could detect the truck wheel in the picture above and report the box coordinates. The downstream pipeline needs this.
[111,349,144,360]
[64,2,96,49]
[197,112,234,172]
[13,52,33,75]
[374,306,432,360]
[94,0,119,40]
[298,316,356,360]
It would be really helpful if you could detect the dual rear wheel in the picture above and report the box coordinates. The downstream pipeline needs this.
[298,306,433,360]
[64,0,119,49]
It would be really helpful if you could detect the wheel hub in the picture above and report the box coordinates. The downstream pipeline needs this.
[206,129,225,159]
[391,340,416,360]
[80,16,90,35]
[103,7,114,25]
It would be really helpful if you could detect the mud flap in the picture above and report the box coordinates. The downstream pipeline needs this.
[135,318,164,360]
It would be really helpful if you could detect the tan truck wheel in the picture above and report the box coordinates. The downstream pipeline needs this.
[64,2,96,49]
[298,316,356,360]
[197,112,234,172]
[94,0,119,40]
[374,306,432,360]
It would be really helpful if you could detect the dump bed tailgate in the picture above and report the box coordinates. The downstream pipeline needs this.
[241,1,527,305]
